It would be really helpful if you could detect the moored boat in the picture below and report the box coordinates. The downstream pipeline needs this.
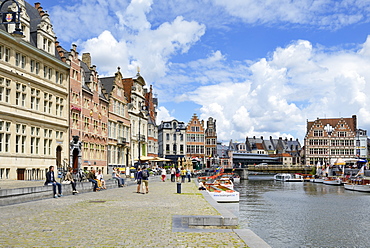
[344,177,370,192]
[274,173,304,182]
[205,184,240,203]
[214,178,234,190]
[323,176,343,185]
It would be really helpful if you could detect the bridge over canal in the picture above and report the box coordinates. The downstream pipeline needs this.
[232,165,314,180]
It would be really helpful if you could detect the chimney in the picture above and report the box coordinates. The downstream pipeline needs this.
[34,3,41,9]
[352,115,357,130]
[82,53,91,68]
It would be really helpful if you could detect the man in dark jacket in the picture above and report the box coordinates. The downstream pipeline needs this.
[45,165,62,198]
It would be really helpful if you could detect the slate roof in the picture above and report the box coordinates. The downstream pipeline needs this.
[0,1,62,60]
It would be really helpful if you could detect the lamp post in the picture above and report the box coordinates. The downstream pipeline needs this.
[137,102,148,168]
[0,0,25,39]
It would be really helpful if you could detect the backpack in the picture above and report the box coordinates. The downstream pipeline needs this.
[142,170,149,179]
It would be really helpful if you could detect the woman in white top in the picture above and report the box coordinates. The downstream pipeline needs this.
[161,167,167,182]
[96,169,106,189]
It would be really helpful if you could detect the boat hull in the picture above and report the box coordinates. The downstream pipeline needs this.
[323,179,342,185]
[207,190,240,203]
[344,184,370,192]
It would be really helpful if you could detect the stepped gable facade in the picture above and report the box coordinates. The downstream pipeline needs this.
[100,68,131,170]
[304,115,357,166]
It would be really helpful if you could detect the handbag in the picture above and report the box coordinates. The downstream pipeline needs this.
[62,180,71,184]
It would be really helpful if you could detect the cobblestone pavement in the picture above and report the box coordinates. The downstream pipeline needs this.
[0,178,247,247]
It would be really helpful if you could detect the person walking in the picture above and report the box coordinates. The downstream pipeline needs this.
[65,167,78,194]
[141,166,150,194]
[186,169,191,182]
[171,167,176,182]
[161,167,166,182]
[175,167,181,182]
[44,165,63,198]
[136,167,142,193]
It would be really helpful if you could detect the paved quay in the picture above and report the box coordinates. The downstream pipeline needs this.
[0,177,271,247]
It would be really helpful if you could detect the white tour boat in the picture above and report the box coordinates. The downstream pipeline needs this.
[274,173,304,182]
[344,177,370,193]
[206,184,240,203]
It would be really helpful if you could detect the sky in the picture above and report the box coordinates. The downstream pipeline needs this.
[40,0,370,143]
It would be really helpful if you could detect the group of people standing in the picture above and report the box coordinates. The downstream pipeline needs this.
[170,167,192,183]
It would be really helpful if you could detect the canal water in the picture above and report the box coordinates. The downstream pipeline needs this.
[231,175,370,248]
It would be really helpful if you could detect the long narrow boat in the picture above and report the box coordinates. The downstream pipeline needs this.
[323,176,343,186]
[205,184,240,203]
[344,178,370,192]
[274,173,303,182]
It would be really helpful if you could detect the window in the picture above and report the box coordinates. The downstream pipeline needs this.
[338,131,347,137]
[31,88,40,110]
[30,60,35,72]
[35,62,40,74]
[4,48,10,62]
[44,93,52,114]
[84,117,89,131]
[44,66,48,78]
[55,97,63,116]
[56,71,59,84]
[314,130,323,137]
[72,112,79,129]
[0,45,3,60]
[21,55,26,69]
[15,52,20,66]
[43,129,52,155]
[15,124,26,153]
[0,121,11,152]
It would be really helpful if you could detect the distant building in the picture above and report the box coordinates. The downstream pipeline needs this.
[186,114,205,168]
[100,68,131,170]
[205,117,217,167]
[157,119,186,164]
[66,48,109,174]
[304,115,359,166]
[145,85,158,159]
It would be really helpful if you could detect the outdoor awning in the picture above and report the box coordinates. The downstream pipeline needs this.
[134,156,155,161]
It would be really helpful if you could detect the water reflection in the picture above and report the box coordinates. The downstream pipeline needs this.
[234,176,370,248]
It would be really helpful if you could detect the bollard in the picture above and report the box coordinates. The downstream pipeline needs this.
[177,182,181,194]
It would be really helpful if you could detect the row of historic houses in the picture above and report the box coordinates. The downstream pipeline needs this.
[0,0,160,180]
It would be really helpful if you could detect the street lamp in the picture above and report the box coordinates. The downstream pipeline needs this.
[0,0,25,40]
[137,102,148,168]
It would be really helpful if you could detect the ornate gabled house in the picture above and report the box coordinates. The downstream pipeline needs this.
[65,47,109,173]
[304,115,358,166]
[205,117,217,167]
[186,114,205,168]
[144,85,158,159]
[0,1,69,180]
[121,70,148,167]
[100,68,131,171]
